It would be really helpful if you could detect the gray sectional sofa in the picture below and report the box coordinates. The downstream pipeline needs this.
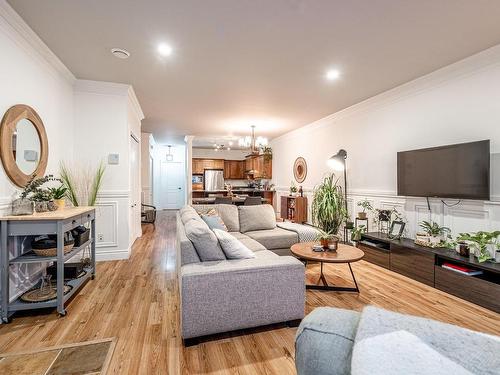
[296,306,500,375]
[176,204,305,343]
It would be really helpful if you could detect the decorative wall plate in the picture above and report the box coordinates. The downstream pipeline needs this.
[293,157,307,183]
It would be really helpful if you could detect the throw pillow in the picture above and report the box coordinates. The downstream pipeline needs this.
[238,204,277,233]
[201,213,228,231]
[184,219,226,261]
[213,229,256,259]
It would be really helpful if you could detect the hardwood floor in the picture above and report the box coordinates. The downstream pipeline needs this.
[0,210,499,374]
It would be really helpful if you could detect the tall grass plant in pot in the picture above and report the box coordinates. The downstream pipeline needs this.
[311,174,347,247]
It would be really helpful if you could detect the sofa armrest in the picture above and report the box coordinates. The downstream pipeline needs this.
[295,307,361,375]
[180,255,305,339]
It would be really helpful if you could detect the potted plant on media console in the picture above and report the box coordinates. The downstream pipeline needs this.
[357,199,372,220]
[415,220,450,247]
[455,231,500,263]
[311,174,347,250]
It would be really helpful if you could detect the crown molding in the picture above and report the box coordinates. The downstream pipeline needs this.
[127,85,145,121]
[272,44,500,143]
[0,0,75,84]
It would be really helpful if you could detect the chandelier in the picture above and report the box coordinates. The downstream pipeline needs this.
[238,125,268,153]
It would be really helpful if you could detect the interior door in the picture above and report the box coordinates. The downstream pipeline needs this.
[159,161,185,209]
[130,134,141,243]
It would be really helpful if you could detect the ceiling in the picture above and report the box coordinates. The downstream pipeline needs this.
[8,0,500,144]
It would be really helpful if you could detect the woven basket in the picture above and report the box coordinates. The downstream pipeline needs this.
[33,243,74,257]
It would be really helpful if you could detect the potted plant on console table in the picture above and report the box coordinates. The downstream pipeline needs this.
[311,174,347,250]
[415,220,450,247]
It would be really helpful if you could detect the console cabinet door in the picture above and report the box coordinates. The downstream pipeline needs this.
[390,244,435,286]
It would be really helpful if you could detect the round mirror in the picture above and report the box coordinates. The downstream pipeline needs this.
[0,105,48,187]
[12,118,41,175]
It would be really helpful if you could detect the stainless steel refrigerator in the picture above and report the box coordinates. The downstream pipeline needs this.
[204,169,224,191]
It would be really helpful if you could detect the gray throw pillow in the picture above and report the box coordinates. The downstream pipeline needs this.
[213,229,255,259]
[238,204,277,233]
[201,214,228,231]
[184,219,226,261]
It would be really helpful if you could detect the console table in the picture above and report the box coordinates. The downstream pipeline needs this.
[0,207,96,322]
[358,232,500,313]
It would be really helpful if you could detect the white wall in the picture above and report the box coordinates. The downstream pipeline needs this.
[141,132,155,205]
[0,1,75,300]
[74,80,144,260]
[272,45,500,238]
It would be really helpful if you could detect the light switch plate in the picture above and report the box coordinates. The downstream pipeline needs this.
[108,153,120,165]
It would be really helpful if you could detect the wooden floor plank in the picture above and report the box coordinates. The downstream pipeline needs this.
[0,210,499,374]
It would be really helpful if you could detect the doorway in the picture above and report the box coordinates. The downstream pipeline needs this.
[159,161,185,209]
[130,133,141,243]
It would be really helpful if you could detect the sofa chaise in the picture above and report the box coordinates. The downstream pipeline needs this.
[295,306,500,375]
[177,204,305,344]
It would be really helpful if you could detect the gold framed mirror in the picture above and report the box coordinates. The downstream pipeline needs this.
[0,104,48,187]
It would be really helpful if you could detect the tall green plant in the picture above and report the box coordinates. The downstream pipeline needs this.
[60,161,105,206]
[311,174,347,235]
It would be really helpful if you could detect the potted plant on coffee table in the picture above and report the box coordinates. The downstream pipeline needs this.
[311,174,347,250]
[357,199,372,220]
[315,229,340,250]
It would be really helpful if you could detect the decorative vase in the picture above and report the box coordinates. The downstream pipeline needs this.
[34,201,48,213]
[457,242,470,257]
[47,201,58,211]
[11,198,34,216]
[320,238,329,249]
[358,212,367,220]
[329,238,339,251]
[54,199,66,210]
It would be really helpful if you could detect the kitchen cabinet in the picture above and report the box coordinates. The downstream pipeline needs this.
[224,160,245,179]
[244,155,272,179]
[193,158,224,174]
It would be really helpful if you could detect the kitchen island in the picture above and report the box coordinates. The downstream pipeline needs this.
[191,189,275,207]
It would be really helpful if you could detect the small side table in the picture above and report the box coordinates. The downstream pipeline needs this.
[355,217,369,232]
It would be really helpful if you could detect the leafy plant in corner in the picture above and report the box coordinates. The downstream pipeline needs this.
[311,174,347,236]
[455,231,500,263]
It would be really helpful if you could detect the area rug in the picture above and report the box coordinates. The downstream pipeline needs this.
[0,338,116,375]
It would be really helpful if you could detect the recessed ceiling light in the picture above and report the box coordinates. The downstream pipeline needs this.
[326,69,340,81]
[158,43,173,57]
[111,48,130,59]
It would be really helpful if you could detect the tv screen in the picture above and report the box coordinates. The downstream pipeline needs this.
[397,140,490,200]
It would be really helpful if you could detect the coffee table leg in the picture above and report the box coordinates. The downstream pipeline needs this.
[307,262,360,293]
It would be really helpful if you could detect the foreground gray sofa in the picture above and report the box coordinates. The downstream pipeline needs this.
[296,306,500,375]
[177,204,305,343]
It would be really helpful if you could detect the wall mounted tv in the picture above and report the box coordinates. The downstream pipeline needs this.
[397,140,490,200]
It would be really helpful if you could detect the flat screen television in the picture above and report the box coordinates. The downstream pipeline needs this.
[397,140,490,200]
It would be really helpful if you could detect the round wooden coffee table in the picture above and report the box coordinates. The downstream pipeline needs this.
[291,242,364,292]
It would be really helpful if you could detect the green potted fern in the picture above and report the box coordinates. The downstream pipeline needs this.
[311,174,347,250]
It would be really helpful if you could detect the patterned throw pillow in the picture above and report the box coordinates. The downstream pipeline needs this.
[201,209,228,231]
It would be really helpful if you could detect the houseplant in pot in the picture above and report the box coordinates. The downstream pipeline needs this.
[416,220,450,247]
[311,174,347,250]
[357,199,372,220]
[289,180,297,196]
[351,225,366,242]
[455,231,500,263]
[49,185,67,210]
[315,229,339,250]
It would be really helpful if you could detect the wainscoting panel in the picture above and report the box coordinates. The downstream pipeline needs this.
[95,201,118,247]
[274,187,500,238]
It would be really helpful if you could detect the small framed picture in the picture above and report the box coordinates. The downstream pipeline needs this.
[388,221,405,239]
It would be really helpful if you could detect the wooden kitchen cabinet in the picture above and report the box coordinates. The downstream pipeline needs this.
[244,155,272,179]
[224,160,244,179]
[193,158,224,174]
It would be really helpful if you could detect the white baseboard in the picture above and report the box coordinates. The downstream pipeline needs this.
[96,248,130,261]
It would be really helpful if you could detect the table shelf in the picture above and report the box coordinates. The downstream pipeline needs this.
[9,239,93,264]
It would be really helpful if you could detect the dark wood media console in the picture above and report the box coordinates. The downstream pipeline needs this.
[358,232,500,313]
